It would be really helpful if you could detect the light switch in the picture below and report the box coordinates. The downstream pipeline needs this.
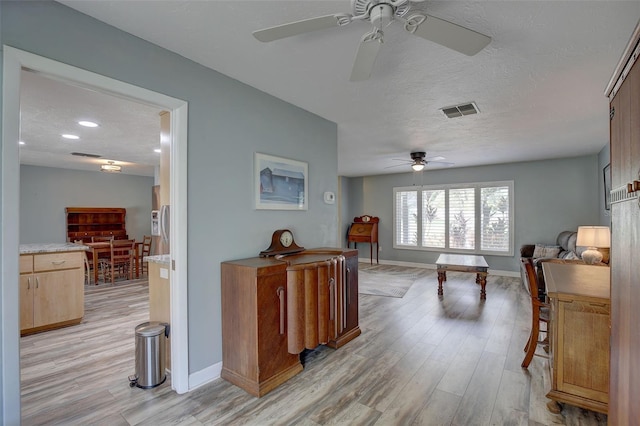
[160,267,169,279]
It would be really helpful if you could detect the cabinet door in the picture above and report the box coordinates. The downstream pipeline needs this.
[344,253,359,334]
[34,269,84,327]
[20,274,34,331]
[557,299,609,404]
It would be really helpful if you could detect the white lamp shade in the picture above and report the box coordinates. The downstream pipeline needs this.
[576,226,610,248]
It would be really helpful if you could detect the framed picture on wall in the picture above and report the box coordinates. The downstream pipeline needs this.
[255,153,308,210]
[603,163,611,211]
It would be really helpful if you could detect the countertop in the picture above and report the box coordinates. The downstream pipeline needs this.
[20,243,89,254]
[145,254,170,266]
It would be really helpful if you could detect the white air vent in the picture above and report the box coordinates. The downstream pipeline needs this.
[440,102,480,119]
[610,184,638,205]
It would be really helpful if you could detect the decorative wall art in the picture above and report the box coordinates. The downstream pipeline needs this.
[255,153,308,210]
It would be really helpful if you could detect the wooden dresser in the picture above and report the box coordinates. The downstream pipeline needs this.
[542,262,610,414]
[221,248,360,397]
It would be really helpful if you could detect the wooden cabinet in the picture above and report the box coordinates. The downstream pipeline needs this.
[221,248,360,397]
[347,215,379,264]
[327,249,360,348]
[542,263,610,414]
[20,251,84,335]
[606,21,640,423]
[149,260,171,369]
[221,257,302,397]
[65,207,127,243]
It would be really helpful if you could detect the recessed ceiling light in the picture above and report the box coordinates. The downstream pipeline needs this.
[154,148,161,153]
[19,141,25,145]
[78,121,99,128]
[62,134,80,140]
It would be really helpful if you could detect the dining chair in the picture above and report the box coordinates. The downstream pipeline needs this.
[521,257,550,368]
[103,239,136,284]
[141,235,152,276]
[74,240,92,285]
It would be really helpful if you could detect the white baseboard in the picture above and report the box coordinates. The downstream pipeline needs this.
[188,361,222,391]
[359,258,521,278]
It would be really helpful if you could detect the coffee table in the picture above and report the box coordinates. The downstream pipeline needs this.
[436,254,489,300]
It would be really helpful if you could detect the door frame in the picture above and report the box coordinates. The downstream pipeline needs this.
[2,46,189,421]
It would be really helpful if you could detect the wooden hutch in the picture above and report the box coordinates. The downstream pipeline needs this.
[65,207,128,242]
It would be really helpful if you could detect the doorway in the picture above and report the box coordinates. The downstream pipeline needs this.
[1,47,189,421]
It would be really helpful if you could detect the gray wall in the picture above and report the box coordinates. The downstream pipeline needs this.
[1,1,338,377]
[345,155,601,272]
[20,165,153,244]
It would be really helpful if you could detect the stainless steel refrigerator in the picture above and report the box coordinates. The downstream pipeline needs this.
[152,185,171,255]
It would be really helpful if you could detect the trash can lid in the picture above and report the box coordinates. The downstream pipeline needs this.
[135,321,167,337]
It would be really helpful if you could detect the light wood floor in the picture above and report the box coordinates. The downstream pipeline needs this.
[20,265,608,425]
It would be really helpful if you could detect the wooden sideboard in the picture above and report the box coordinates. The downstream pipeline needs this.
[65,207,128,243]
[542,262,610,414]
[221,248,360,397]
[347,215,379,264]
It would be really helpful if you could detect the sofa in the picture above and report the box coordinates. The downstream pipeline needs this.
[520,230,609,299]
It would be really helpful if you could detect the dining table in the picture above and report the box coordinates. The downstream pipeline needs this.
[84,241,142,284]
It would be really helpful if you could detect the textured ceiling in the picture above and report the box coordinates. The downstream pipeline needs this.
[27,1,640,177]
[20,71,163,176]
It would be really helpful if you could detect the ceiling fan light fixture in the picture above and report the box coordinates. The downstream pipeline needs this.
[101,161,121,173]
[411,162,425,171]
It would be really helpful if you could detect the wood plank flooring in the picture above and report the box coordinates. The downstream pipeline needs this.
[20,265,608,425]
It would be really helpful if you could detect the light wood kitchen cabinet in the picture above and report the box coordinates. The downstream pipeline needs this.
[20,251,84,335]
[148,259,171,368]
[542,262,610,414]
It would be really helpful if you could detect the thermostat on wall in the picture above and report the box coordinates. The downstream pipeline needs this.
[323,191,335,204]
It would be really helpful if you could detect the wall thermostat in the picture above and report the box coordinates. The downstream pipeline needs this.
[323,191,335,204]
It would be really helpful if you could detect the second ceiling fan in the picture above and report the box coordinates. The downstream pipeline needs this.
[253,0,491,81]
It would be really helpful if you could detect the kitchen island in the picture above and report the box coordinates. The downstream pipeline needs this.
[19,243,88,335]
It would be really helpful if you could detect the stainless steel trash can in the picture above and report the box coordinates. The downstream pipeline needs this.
[129,321,169,389]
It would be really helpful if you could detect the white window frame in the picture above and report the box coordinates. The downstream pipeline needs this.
[393,181,514,256]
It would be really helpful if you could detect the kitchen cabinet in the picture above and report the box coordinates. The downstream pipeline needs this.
[20,250,84,335]
[148,257,171,369]
[542,262,610,414]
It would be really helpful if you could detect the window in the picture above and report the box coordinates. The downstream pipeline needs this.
[393,181,513,255]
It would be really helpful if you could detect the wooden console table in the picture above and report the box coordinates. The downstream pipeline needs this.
[347,215,379,264]
[436,254,489,300]
[542,262,610,414]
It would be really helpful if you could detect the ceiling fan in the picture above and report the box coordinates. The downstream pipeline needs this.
[386,151,454,171]
[253,0,491,81]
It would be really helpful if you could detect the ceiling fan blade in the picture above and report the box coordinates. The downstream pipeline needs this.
[426,161,455,167]
[253,14,350,42]
[425,156,445,162]
[350,30,383,81]
[405,13,490,56]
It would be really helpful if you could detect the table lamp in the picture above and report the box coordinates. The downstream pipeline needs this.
[576,226,610,264]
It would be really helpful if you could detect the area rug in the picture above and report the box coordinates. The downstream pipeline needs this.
[358,268,419,298]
